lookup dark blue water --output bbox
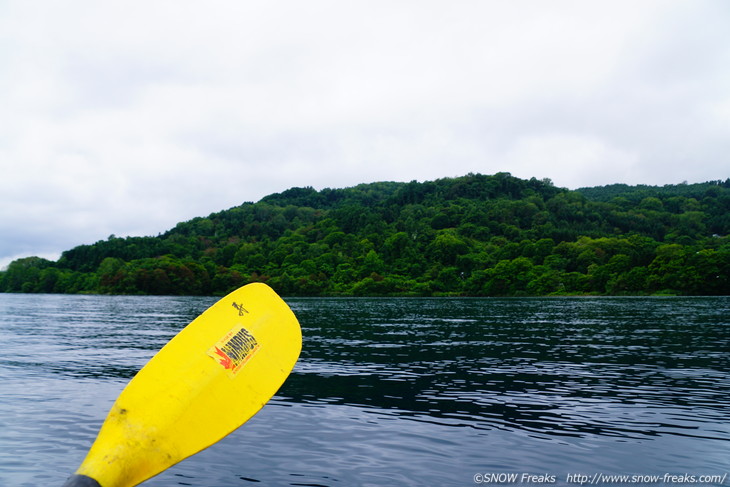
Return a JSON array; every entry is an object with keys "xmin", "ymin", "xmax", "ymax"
[{"xmin": 0, "ymin": 295, "xmax": 728, "ymax": 486}]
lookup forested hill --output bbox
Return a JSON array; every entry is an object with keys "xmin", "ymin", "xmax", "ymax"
[{"xmin": 2, "ymin": 173, "xmax": 729, "ymax": 296}]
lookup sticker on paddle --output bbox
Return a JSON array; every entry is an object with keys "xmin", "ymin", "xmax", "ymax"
[{"xmin": 207, "ymin": 323, "xmax": 261, "ymax": 378}]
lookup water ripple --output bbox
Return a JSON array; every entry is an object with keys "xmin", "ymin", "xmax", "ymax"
[{"xmin": 1, "ymin": 295, "xmax": 729, "ymax": 486}]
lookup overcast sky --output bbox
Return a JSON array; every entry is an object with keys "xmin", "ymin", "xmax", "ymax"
[{"xmin": 2, "ymin": 1, "xmax": 729, "ymax": 269}]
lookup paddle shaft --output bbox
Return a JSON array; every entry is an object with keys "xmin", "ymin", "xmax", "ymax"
[{"xmin": 62, "ymin": 474, "xmax": 102, "ymax": 487}]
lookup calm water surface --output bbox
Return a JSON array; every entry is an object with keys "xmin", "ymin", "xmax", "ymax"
[{"xmin": 0, "ymin": 294, "xmax": 728, "ymax": 486}]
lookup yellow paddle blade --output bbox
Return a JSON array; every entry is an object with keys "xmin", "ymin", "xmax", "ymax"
[{"xmin": 72, "ymin": 283, "xmax": 302, "ymax": 487}]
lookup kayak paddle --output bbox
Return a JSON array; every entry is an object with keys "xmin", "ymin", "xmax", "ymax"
[{"xmin": 62, "ymin": 283, "xmax": 302, "ymax": 487}]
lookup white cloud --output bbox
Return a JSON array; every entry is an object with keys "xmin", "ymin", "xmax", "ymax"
[
  {"xmin": 502, "ymin": 133, "xmax": 641, "ymax": 189},
  {"xmin": 1, "ymin": 0, "xmax": 728, "ymax": 266}
]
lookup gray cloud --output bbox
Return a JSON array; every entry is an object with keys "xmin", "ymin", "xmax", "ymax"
[{"xmin": 1, "ymin": 0, "xmax": 728, "ymax": 268}]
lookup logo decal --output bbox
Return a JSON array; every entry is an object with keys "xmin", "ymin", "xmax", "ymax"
[
  {"xmin": 232, "ymin": 301, "xmax": 249, "ymax": 316},
  {"xmin": 207, "ymin": 324, "xmax": 260, "ymax": 378}
]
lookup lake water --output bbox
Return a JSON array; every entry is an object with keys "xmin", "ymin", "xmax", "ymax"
[{"xmin": 0, "ymin": 294, "xmax": 728, "ymax": 486}]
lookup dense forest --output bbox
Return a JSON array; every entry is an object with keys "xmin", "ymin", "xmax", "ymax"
[{"xmin": 2, "ymin": 173, "xmax": 729, "ymax": 296}]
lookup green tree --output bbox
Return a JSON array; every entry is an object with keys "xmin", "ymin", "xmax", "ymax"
[
  {"xmin": 428, "ymin": 231, "xmax": 469, "ymax": 266},
  {"xmin": 3, "ymin": 173, "xmax": 729, "ymax": 296},
  {"xmin": 1, "ymin": 257, "xmax": 52, "ymax": 292}
]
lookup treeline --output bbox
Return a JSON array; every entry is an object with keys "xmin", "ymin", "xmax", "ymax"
[{"xmin": 2, "ymin": 173, "xmax": 729, "ymax": 296}]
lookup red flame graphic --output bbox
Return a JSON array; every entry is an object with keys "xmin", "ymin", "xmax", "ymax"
[{"xmin": 214, "ymin": 347, "xmax": 234, "ymax": 370}]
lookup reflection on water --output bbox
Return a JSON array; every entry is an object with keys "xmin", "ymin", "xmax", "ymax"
[
  {"xmin": 0, "ymin": 294, "xmax": 728, "ymax": 486},
  {"xmin": 287, "ymin": 297, "xmax": 730, "ymax": 444}
]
